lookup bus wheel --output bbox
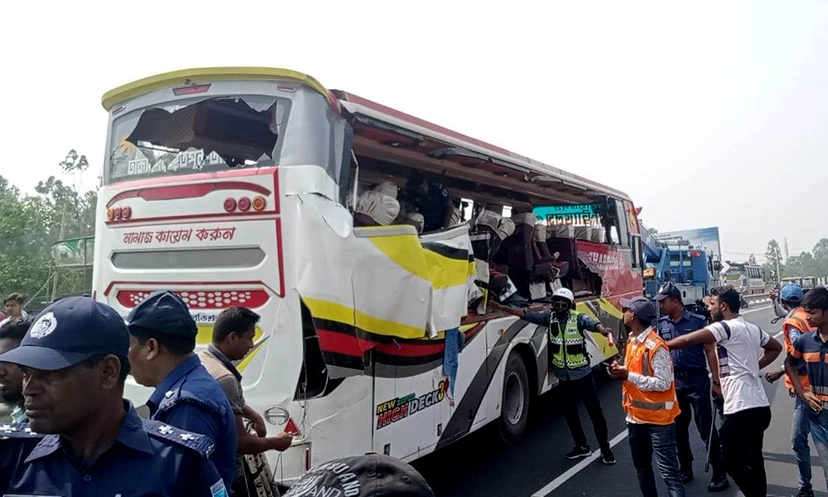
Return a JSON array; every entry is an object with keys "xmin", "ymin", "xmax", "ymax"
[{"xmin": 497, "ymin": 352, "xmax": 530, "ymax": 446}]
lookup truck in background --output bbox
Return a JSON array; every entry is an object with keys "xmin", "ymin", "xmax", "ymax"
[{"xmin": 641, "ymin": 225, "xmax": 722, "ymax": 314}]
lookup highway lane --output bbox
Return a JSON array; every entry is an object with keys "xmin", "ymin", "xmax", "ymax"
[{"xmin": 413, "ymin": 305, "xmax": 823, "ymax": 496}]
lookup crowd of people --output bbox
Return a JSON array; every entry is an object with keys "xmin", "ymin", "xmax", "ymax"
[
  {"xmin": 0, "ymin": 292, "xmax": 436, "ymax": 496},
  {"xmin": 500, "ymin": 280, "xmax": 823, "ymax": 497},
  {"xmin": 1, "ymin": 280, "xmax": 825, "ymax": 496}
]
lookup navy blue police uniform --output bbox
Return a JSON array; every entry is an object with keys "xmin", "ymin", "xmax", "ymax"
[
  {"xmin": 128, "ymin": 291, "xmax": 238, "ymax": 491},
  {"xmin": 655, "ymin": 283, "xmax": 726, "ymax": 475},
  {"xmin": 0, "ymin": 296, "xmax": 229, "ymax": 497},
  {"xmin": 1, "ymin": 405, "xmax": 229, "ymax": 496}
]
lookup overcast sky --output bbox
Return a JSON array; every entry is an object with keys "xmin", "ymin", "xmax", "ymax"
[{"xmin": 2, "ymin": 1, "xmax": 826, "ymax": 262}]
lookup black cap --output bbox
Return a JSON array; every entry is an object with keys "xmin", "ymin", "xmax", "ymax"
[
  {"xmin": 284, "ymin": 454, "xmax": 435, "ymax": 497},
  {"xmin": 620, "ymin": 296, "xmax": 658, "ymax": 323},
  {"xmin": 654, "ymin": 282, "xmax": 682, "ymax": 302},
  {"xmin": 0, "ymin": 296, "xmax": 129, "ymax": 371},
  {"xmin": 126, "ymin": 291, "xmax": 197, "ymax": 338}
]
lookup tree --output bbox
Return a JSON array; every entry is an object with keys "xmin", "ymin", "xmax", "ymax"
[
  {"xmin": 748, "ymin": 253, "xmax": 757, "ymax": 265},
  {"xmin": 812, "ymin": 238, "xmax": 828, "ymax": 277},
  {"xmin": 0, "ymin": 151, "xmax": 97, "ymax": 309},
  {"xmin": 764, "ymin": 239, "xmax": 784, "ymax": 283}
]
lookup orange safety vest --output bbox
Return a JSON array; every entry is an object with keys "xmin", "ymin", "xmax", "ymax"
[
  {"xmin": 784, "ymin": 307, "xmax": 813, "ymax": 391},
  {"xmin": 622, "ymin": 328, "xmax": 681, "ymax": 425}
]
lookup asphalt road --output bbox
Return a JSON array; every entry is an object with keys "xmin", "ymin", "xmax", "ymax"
[{"xmin": 413, "ymin": 305, "xmax": 822, "ymax": 497}]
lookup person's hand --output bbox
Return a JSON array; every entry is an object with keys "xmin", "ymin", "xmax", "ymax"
[
  {"xmin": 765, "ymin": 370, "xmax": 784, "ymax": 384},
  {"xmin": 711, "ymin": 382, "xmax": 723, "ymax": 400},
  {"xmin": 250, "ymin": 411, "xmax": 267, "ymax": 437},
  {"xmin": 488, "ymin": 300, "xmax": 507, "ymax": 312},
  {"xmin": 770, "ymin": 288, "xmax": 779, "ymax": 302},
  {"xmin": 270, "ymin": 431, "xmax": 294, "ymax": 451},
  {"xmin": 607, "ymin": 360, "xmax": 628, "ymax": 381},
  {"xmin": 801, "ymin": 391, "xmax": 823, "ymax": 411}
]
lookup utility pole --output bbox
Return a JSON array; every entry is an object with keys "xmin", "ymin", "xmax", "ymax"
[
  {"xmin": 776, "ymin": 253, "xmax": 781, "ymax": 284},
  {"xmin": 49, "ymin": 210, "xmax": 67, "ymax": 302},
  {"xmin": 50, "ymin": 150, "xmax": 89, "ymax": 302},
  {"xmin": 784, "ymin": 237, "xmax": 790, "ymax": 261}
]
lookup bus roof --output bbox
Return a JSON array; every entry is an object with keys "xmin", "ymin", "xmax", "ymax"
[
  {"xmin": 102, "ymin": 67, "xmax": 632, "ymax": 203},
  {"xmin": 335, "ymin": 91, "xmax": 632, "ymax": 202},
  {"xmin": 101, "ymin": 67, "xmax": 329, "ymax": 111}
]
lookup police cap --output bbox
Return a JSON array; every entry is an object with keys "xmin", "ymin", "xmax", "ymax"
[
  {"xmin": 654, "ymin": 282, "xmax": 682, "ymax": 302},
  {"xmin": 0, "ymin": 297, "xmax": 129, "ymax": 372},
  {"xmin": 126, "ymin": 291, "xmax": 198, "ymax": 339}
]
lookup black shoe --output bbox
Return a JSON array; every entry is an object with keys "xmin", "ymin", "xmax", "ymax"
[
  {"xmin": 680, "ymin": 466, "xmax": 694, "ymax": 484},
  {"xmin": 564, "ymin": 446, "xmax": 591, "ymax": 459},
  {"xmin": 600, "ymin": 449, "xmax": 616, "ymax": 465},
  {"xmin": 796, "ymin": 489, "xmax": 815, "ymax": 497},
  {"xmin": 707, "ymin": 474, "xmax": 729, "ymax": 492}
]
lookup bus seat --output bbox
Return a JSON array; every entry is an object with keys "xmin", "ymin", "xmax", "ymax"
[
  {"xmin": 355, "ymin": 190, "xmax": 400, "ymax": 226},
  {"xmin": 474, "ymin": 209, "xmax": 514, "ymax": 262}
]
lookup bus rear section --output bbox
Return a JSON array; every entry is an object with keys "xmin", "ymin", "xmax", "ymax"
[{"xmin": 93, "ymin": 72, "xmax": 350, "ymax": 479}]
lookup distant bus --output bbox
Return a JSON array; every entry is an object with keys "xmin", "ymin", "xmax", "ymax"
[
  {"xmin": 723, "ymin": 263, "xmax": 767, "ymax": 295},
  {"xmin": 780, "ymin": 276, "xmax": 822, "ymax": 292}
]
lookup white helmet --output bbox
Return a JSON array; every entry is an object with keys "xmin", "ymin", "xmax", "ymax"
[{"xmin": 552, "ymin": 288, "xmax": 574, "ymax": 304}]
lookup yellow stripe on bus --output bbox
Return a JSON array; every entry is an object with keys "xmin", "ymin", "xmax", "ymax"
[
  {"xmin": 367, "ymin": 235, "xmax": 431, "ymax": 282},
  {"xmin": 422, "ymin": 249, "xmax": 470, "ymax": 289},
  {"xmin": 303, "ymin": 297, "xmax": 426, "ymax": 340},
  {"xmin": 102, "ymin": 67, "xmax": 330, "ymax": 111},
  {"xmin": 368, "ymin": 235, "xmax": 471, "ymax": 290}
]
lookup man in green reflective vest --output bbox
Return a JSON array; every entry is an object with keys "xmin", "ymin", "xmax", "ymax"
[{"xmin": 491, "ymin": 288, "xmax": 615, "ymax": 464}]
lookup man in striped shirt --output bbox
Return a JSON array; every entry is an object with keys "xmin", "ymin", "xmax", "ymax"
[{"xmin": 786, "ymin": 286, "xmax": 828, "ymax": 495}]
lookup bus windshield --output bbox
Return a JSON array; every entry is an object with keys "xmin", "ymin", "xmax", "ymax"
[{"xmin": 107, "ymin": 95, "xmax": 290, "ymax": 184}]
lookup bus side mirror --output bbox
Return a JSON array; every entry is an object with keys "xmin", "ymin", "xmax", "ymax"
[{"xmin": 713, "ymin": 261, "xmax": 722, "ymax": 271}]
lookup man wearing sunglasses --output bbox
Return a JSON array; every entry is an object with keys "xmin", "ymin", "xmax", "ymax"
[{"xmin": 490, "ymin": 287, "xmax": 615, "ymax": 464}]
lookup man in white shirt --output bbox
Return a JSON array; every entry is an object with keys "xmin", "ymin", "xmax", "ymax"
[
  {"xmin": 666, "ymin": 286, "xmax": 782, "ymax": 497},
  {"xmin": 0, "ymin": 294, "xmax": 27, "ymax": 329},
  {"xmin": 608, "ymin": 296, "xmax": 684, "ymax": 497}
]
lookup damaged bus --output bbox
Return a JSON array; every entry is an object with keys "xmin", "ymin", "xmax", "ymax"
[{"xmin": 93, "ymin": 67, "xmax": 644, "ymax": 486}]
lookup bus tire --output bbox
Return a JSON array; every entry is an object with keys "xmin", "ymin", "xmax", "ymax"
[{"xmin": 497, "ymin": 352, "xmax": 530, "ymax": 446}]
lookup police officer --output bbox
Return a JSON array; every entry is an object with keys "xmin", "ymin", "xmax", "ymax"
[
  {"xmin": 491, "ymin": 287, "xmax": 615, "ymax": 464},
  {"xmin": 127, "ymin": 290, "xmax": 238, "ymax": 491},
  {"xmin": 0, "ymin": 296, "xmax": 228, "ymax": 496},
  {"xmin": 655, "ymin": 282, "xmax": 729, "ymax": 491}
]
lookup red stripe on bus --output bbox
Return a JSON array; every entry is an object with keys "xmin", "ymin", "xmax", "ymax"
[
  {"xmin": 376, "ymin": 341, "xmax": 445, "ymax": 357},
  {"xmin": 103, "ymin": 280, "xmax": 273, "ymax": 297},
  {"xmin": 106, "ymin": 167, "xmax": 271, "ymax": 189},
  {"xmin": 106, "ymin": 181, "xmax": 272, "ymax": 208},
  {"xmin": 275, "ymin": 217, "xmax": 286, "ymax": 298},
  {"xmin": 317, "ymin": 329, "xmax": 370, "ymax": 357}
]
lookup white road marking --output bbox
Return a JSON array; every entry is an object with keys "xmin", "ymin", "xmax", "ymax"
[
  {"xmin": 531, "ymin": 430, "xmax": 629, "ymax": 497},
  {"xmin": 531, "ymin": 305, "xmax": 776, "ymax": 496}
]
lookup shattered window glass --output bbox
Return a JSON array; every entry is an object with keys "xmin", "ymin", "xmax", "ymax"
[{"xmin": 107, "ymin": 96, "xmax": 290, "ymax": 184}]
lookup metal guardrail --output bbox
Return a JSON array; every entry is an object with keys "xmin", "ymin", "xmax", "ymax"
[{"xmin": 743, "ymin": 293, "xmax": 771, "ymax": 304}]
